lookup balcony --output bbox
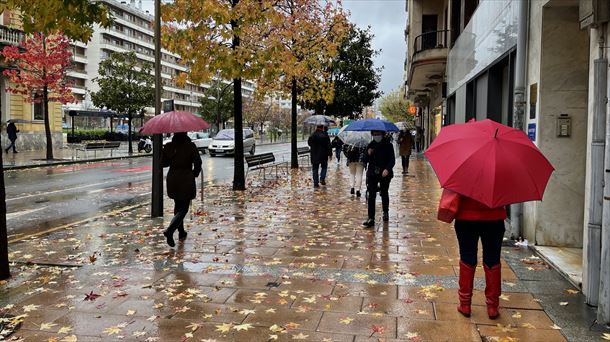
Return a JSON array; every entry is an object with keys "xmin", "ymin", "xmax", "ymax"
[
  {"xmin": 407, "ymin": 30, "xmax": 449, "ymax": 99},
  {"xmin": 0, "ymin": 25, "xmax": 24, "ymax": 46}
]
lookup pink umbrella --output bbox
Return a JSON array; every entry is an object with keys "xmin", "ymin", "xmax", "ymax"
[{"xmin": 140, "ymin": 111, "xmax": 210, "ymax": 134}]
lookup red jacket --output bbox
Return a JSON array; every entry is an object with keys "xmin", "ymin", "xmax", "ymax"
[{"xmin": 438, "ymin": 189, "xmax": 506, "ymax": 222}]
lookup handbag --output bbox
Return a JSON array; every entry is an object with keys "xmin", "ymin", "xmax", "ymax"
[{"xmin": 437, "ymin": 188, "xmax": 461, "ymax": 223}]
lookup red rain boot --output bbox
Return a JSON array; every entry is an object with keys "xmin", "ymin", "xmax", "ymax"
[
  {"xmin": 484, "ymin": 263, "xmax": 502, "ymax": 319},
  {"xmin": 457, "ymin": 261, "xmax": 476, "ymax": 317}
]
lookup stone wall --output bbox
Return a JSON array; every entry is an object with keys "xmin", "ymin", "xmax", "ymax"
[{"xmin": 0, "ymin": 132, "xmax": 64, "ymax": 151}]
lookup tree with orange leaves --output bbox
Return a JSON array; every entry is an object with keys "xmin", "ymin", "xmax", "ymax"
[{"xmin": 1, "ymin": 33, "xmax": 74, "ymax": 160}]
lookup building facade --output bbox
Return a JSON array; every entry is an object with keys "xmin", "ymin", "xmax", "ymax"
[
  {"xmin": 405, "ymin": 0, "xmax": 610, "ymax": 324},
  {"xmin": 0, "ymin": 11, "xmax": 65, "ymax": 151}
]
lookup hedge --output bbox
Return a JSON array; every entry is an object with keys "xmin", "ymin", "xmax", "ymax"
[{"xmin": 64, "ymin": 129, "xmax": 142, "ymax": 142}]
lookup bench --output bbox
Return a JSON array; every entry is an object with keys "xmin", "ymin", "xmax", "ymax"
[
  {"xmin": 77, "ymin": 142, "xmax": 121, "ymax": 158},
  {"xmin": 297, "ymin": 146, "xmax": 311, "ymax": 166},
  {"xmin": 245, "ymin": 152, "xmax": 287, "ymax": 179}
]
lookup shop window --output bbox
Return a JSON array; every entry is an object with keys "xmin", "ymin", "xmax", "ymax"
[{"xmin": 33, "ymin": 94, "xmax": 44, "ymax": 121}]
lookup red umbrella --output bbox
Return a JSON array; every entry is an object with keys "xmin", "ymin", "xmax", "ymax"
[
  {"xmin": 140, "ymin": 111, "xmax": 210, "ymax": 134},
  {"xmin": 424, "ymin": 119, "xmax": 554, "ymax": 208}
]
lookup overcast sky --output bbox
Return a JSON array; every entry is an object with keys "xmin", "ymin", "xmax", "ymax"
[{"xmin": 141, "ymin": 0, "xmax": 406, "ymax": 95}]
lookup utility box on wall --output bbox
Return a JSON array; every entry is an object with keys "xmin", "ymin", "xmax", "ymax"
[
  {"xmin": 580, "ymin": 0, "xmax": 610, "ymax": 29},
  {"xmin": 557, "ymin": 114, "xmax": 571, "ymax": 138}
]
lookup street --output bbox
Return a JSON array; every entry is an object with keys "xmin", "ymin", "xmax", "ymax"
[{"xmin": 5, "ymin": 142, "xmax": 303, "ymax": 240}]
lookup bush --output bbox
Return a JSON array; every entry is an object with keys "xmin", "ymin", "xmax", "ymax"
[{"xmin": 66, "ymin": 129, "xmax": 141, "ymax": 142}]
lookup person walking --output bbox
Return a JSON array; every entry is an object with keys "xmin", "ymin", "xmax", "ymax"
[
  {"xmin": 397, "ymin": 129, "xmax": 414, "ymax": 174},
  {"xmin": 161, "ymin": 132, "xmax": 202, "ymax": 247},
  {"xmin": 308, "ymin": 125, "xmax": 332, "ymax": 188},
  {"xmin": 437, "ymin": 189, "xmax": 506, "ymax": 319},
  {"xmin": 331, "ymin": 136, "xmax": 344, "ymax": 163},
  {"xmin": 5, "ymin": 121, "xmax": 19, "ymax": 153},
  {"xmin": 363, "ymin": 131, "xmax": 395, "ymax": 227},
  {"xmin": 343, "ymin": 144, "xmax": 366, "ymax": 197}
]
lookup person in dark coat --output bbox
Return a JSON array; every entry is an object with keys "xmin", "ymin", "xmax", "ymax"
[
  {"xmin": 331, "ymin": 136, "xmax": 344, "ymax": 163},
  {"xmin": 161, "ymin": 132, "xmax": 202, "ymax": 247},
  {"xmin": 5, "ymin": 121, "xmax": 19, "ymax": 153},
  {"xmin": 397, "ymin": 129, "xmax": 414, "ymax": 174},
  {"xmin": 363, "ymin": 130, "xmax": 395, "ymax": 227},
  {"xmin": 307, "ymin": 125, "xmax": 332, "ymax": 188}
]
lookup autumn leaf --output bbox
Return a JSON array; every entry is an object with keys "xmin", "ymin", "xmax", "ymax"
[
  {"xmin": 22, "ymin": 304, "xmax": 40, "ymax": 312},
  {"xmin": 292, "ymin": 333, "xmax": 309, "ymax": 340},
  {"xmin": 103, "ymin": 326, "xmax": 122, "ymax": 335},
  {"xmin": 601, "ymin": 333, "xmax": 610, "ymax": 340},
  {"xmin": 60, "ymin": 336, "xmax": 78, "ymax": 342},
  {"xmin": 40, "ymin": 322, "xmax": 57, "ymax": 331},
  {"xmin": 495, "ymin": 324, "xmax": 517, "ymax": 333},
  {"xmin": 89, "ymin": 253, "xmax": 97, "ymax": 263},
  {"xmin": 215, "ymin": 323, "xmax": 232, "ymax": 333},
  {"xmin": 339, "ymin": 317, "xmax": 354, "ymax": 324},
  {"xmin": 232, "ymin": 323, "xmax": 253, "ymax": 331},
  {"xmin": 370, "ymin": 324, "xmax": 385, "ymax": 336},
  {"xmin": 57, "ymin": 326, "xmax": 73, "ymax": 334},
  {"xmin": 405, "ymin": 331, "xmax": 421, "ymax": 341},
  {"xmin": 84, "ymin": 291, "xmax": 101, "ymax": 301}
]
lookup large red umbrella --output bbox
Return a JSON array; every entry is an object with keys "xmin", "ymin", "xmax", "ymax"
[
  {"xmin": 424, "ymin": 119, "xmax": 554, "ymax": 208},
  {"xmin": 140, "ymin": 111, "xmax": 210, "ymax": 134}
]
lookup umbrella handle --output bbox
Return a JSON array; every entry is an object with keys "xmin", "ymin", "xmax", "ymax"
[{"xmin": 494, "ymin": 128, "xmax": 499, "ymax": 138}]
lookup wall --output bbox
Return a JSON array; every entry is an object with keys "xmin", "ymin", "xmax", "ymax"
[{"xmin": 524, "ymin": 4, "xmax": 588, "ymax": 246}]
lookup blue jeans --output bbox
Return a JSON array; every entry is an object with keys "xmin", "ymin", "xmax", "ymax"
[{"xmin": 312, "ymin": 161, "xmax": 328, "ymax": 185}]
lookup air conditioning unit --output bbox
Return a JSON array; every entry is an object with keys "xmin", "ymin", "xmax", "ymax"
[{"xmin": 580, "ymin": 0, "xmax": 610, "ymax": 29}]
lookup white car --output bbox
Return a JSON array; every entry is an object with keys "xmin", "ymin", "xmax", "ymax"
[
  {"xmin": 162, "ymin": 131, "xmax": 213, "ymax": 153},
  {"xmin": 209, "ymin": 129, "xmax": 256, "ymax": 157}
]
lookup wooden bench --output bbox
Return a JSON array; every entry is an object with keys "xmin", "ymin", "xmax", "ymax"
[
  {"xmin": 245, "ymin": 152, "xmax": 287, "ymax": 179},
  {"xmin": 77, "ymin": 142, "xmax": 121, "ymax": 158}
]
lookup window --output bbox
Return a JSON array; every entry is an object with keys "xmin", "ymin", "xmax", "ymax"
[{"xmin": 33, "ymin": 94, "xmax": 43, "ymax": 121}]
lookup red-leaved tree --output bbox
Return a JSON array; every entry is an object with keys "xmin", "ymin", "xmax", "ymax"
[{"xmin": 1, "ymin": 32, "xmax": 74, "ymax": 160}]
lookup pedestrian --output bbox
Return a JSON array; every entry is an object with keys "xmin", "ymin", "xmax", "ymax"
[
  {"xmin": 308, "ymin": 125, "xmax": 332, "ymax": 188},
  {"xmin": 362, "ymin": 130, "xmax": 395, "ymax": 227},
  {"xmin": 331, "ymin": 136, "xmax": 344, "ymax": 163},
  {"xmin": 397, "ymin": 129, "xmax": 414, "ymax": 174},
  {"xmin": 437, "ymin": 189, "xmax": 506, "ymax": 320},
  {"xmin": 343, "ymin": 143, "xmax": 366, "ymax": 197},
  {"xmin": 5, "ymin": 121, "xmax": 19, "ymax": 153},
  {"xmin": 161, "ymin": 132, "xmax": 202, "ymax": 247}
]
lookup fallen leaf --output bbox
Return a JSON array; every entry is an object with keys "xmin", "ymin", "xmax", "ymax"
[
  {"xmin": 40, "ymin": 322, "xmax": 58, "ymax": 331},
  {"xmin": 559, "ymin": 302, "xmax": 568, "ymax": 306},
  {"xmin": 84, "ymin": 291, "xmax": 101, "ymax": 301},
  {"xmin": 215, "ymin": 323, "xmax": 232, "ymax": 333},
  {"xmin": 232, "ymin": 323, "xmax": 253, "ymax": 331},
  {"xmin": 601, "ymin": 333, "xmax": 610, "ymax": 340},
  {"xmin": 339, "ymin": 317, "xmax": 354, "ymax": 324}
]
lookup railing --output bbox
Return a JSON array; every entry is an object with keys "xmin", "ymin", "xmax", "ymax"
[
  {"xmin": 0, "ymin": 25, "xmax": 24, "ymax": 46},
  {"xmin": 413, "ymin": 30, "xmax": 450, "ymax": 55}
]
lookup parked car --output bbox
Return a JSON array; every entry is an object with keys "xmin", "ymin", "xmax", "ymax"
[
  {"xmin": 209, "ymin": 129, "xmax": 256, "ymax": 157},
  {"xmin": 163, "ymin": 131, "xmax": 213, "ymax": 153}
]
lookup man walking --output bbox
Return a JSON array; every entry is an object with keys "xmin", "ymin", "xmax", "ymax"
[
  {"xmin": 5, "ymin": 121, "xmax": 19, "ymax": 153},
  {"xmin": 308, "ymin": 125, "xmax": 331, "ymax": 188},
  {"xmin": 397, "ymin": 129, "xmax": 414, "ymax": 174},
  {"xmin": 363, "ymin": 130, "xmax": 395, "ymax": 227}
]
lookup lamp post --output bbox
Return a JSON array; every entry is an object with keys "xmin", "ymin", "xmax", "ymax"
[{"xmin": 151, "ymin": 0, "xmax": 163, "ymax": 217}]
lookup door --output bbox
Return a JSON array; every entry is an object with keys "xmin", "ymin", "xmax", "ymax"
[{"xmin": 421, "ymin": 15, "xmax": 438, "ymax": 50}]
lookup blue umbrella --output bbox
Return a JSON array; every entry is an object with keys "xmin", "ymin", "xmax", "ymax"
[{"xmin": 344, "ymin": 118, "xmax": 400, "ymax": 132}]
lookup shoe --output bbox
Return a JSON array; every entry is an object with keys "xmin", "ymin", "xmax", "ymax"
[
  {"xmin": 356, "ymin": 191, "xmax": 361, "ymax": 198},
  {"xmin": 320, "ymin": 180, "xmax": 326, "ymax": 185},
  {"xmin": 163, "ymin": 229, "xmax": 176, "ymax": 247},
  {"xmin": 13, "ymin": 151, "xmax": 18, "ymax": 153},
  {"xmin": 178, "ymin": 230, "xmax": 187, "ymax": 241},
  {"xmin": 350, "ymin": 188, "xmax": 355, "ymax": 195},
  {"xmin": 383, "ymin": 212, "xmax": 389, "ymax": 222},
  {"xmin": 457, "ymin": 261, "xmax": 476, "ymax": 317},
  {"xmin": 314, "ymin": 184, "xmax": 320, "ymax": 189},
  {"xmin": 362, "ymin": 218, "xmax": 375, "ymax": 228},
  {"xmin": 484, "ymin": 263, "xmax": 502, "ymax": 319}
]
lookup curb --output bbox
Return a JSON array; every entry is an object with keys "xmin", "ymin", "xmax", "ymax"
[{"xmin": 3, "ymin": 152, "xmax": 152, "ymax": 171}]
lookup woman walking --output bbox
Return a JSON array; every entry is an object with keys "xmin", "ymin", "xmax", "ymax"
[
  {"xmin": 343, "ymin": 144, "xmax": 366, "ymax": 197},
  {"xmin": 438, "ymin": 189, "xmax": 506, "ymax": 319},
  {"xmin": 332, "ymin": 136, "xmax": 344, "ymax": 163},
  {"xmin": 397, "ymin": 129, "xmax": 413, "ymax": 174},
  {"xmin": 162, "ymin": 132, "xmax": 202, "ymax": 247}
]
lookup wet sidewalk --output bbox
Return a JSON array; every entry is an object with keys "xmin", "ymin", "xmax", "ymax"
[{"xmin": 0, "ymin": 158, "xmax": 605, "ymax": 341}]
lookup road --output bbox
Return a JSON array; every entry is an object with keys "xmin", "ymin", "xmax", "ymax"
[{"xmin": 5, "ymin": 142, "xmax": 303, "ymax": 240}]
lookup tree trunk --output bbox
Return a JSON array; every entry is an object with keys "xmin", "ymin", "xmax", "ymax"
[
  {"xmin": 43, "ymin": 86, "xmax": 53, "ymax": 160},
  {"xmin": 0, "ymin": 83, "xmax": 10, "ymax": 280},
  {"xmin": 291, "ymin": 77, "xmax": 298, "ymax": 169},
  {"xmin": 231, "ymin": 0, "xmax": 246, "ymax": 191},
  {"xmin": 127, "ymin": 111, "xmax": 133, "ymax": 154}
]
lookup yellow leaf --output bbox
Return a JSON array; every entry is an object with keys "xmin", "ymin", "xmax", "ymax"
[
  {"xmin": 405, "ymin": 331, "xmax": 419, "ymax": 339},
  {"xmin": 60, "ymin": 336, "xmax": 78, "ymax": 342},
  {"xmin": 126, "ymin": 309, "xmax": 136, "ymax": 315},
  {"xmin": 215, "ymin": 323, "xmax": 232, "ymax": 333},
  {"xmin": 104, "ymin": 326, "xmax": 122, "ymax": 335},
  {"xmin": 232, "ymin": 323, "xmax": 253, "ymax": 331},
  {"xmin": 292, "ymin": 333, "xmax": 309, "ymax": 340},
  {"xmin": 57, "ymin": 326, "xmax": 73, "ymax": 334},
  {"xmin": 511, "ymin": 312, "xmax": 522, "ymax": 319},
  {"xmin": 339, "ymin": 317, "xmax": 354, "ymax": 324},
  {"xmin": 601, "ymin": 333, "xmax": 610, "ymax": 340},
  {"xmin": 40, "ymin": 322, "xmax": 57, "ymax": 331}
]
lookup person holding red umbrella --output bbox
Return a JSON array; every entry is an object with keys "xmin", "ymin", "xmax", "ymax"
[{"xmin": 426, "ymin": 119, "xmax": 554, "ymax": 320}]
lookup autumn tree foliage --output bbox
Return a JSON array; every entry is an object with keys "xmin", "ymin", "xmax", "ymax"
[
  {"xmin": 1, "ymin": 33, "xmax": 74, "ymax": 160},
  {"xmin": 261, "ymin": 0, "xmax": 349, "ymax": 168},
  {"xmin": 162, "ymin": 0, "xmax": 283, "ymax": 191}
]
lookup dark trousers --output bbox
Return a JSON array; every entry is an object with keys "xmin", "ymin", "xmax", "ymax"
[
  {"xmin": 335, "ymin": 148, "xmax": 341, "ymax": 162},
  {"xmin": 312, "ymin": 160, "xmax": 328, "ymax": 185},
  {"xmin": 6, "ymin": 139, "xmax": 16, "ymax": 152},
  {"xmin": 168, "ymin": 199, "xmax": 190, "ymax": 233},
  {"xmin": 401, "ymin": 155, "xmax": 410, "ymax": 173},
  {"xmin": 455, "ymin": 220, "xmax": 505, "ymax": 268},
  {"xmin": 367, "ymin": 175, "xmax": 391, "ymax": 219}
]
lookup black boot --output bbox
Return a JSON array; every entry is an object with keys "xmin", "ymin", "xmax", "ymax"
[
  {"xmin": 163, "ymin": 229, "xmax": 175, "ymax": 247},
  {"xmin": 356, "ymin": 191, "xmax": 361, "ymax": 198},
  {"xmin": 350, "ymin": 188, "xmax": 355, "ymax": 195},
  {"xmin": 362, "ymin": 218, "xmax": 375, "ymax": 228},
  {"xmin": 178, "ymin": 227, "xmax": 188, "ymax": 241},
  {"xmin": 383, "ymin": 212, "xmax": 389, "ymax": 222}
]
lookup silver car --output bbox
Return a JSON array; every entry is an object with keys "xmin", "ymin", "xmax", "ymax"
[{"xmin": 209, "ymin": 129, "xmax": 256, "ymax": 156}]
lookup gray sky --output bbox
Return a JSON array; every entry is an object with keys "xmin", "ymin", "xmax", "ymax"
[{"xmin": 141, "ymin": 0, "xmax": 406, "ymax": 95}]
